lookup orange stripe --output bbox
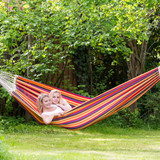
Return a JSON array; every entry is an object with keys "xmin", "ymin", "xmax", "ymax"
[
  {"xmin": 17, "ymin": 76, "xmax": 90, "ymax": 101},
  {"xmin": 11, "ymin": 93, "xmax": 44, "ymax": 124},
  {"xmin": 16, "ymin": 80, "xmax": 81, "ymax": 106}
]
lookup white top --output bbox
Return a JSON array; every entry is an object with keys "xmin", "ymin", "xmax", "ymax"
[
  {"xmin": 158, "ymin": 66, "xmax": 160, "ymax": 77},
  {"xmin": 42, "ymin": 105, "xmax": 63, "ymax": 116}
]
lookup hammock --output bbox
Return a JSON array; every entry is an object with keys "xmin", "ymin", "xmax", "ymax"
[{"xmin": 0, "ymin": 67, "xmax": 160, "ymax": 130}]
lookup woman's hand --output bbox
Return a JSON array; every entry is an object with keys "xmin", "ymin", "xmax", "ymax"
[{"xmin": 56, "ymin": 103, "xmax": 63, "ymax": 108}]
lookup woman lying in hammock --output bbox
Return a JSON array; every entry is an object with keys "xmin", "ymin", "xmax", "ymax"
[
  {"xmin": 37, "ymin": 93, "xmax": 65, "ymax": 124},
  {"xmin": 49, "ymin": 89, "xmax": 72, "ymax": 111}
]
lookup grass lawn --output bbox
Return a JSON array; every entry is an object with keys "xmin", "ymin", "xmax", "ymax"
[{"xmin": 2, "ymin": 123, "xmax": 160, "ymax": 160}]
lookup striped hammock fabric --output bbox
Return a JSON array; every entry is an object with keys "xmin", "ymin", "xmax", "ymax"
[{"xmin": 0, "ymin": 67, "xmax": 160, "ymax": 130}]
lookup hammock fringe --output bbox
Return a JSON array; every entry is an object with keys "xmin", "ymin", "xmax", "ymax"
[{"xmin": 0, "ymin": 71, "xmax": 16, "ymax": 94}]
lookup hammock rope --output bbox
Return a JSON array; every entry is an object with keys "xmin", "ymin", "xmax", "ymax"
[
  {"xmin": 0, "ymin": 71, "xmax": 17, "ymax": 94},
  {"xmin": 0, "ymin": 67, "xmax": 160, "ymax": 130}
]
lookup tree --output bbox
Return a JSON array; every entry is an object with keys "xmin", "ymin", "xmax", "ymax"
[
  {"xmin": 0, "ymin": 0, "xmax": 74, "ymax": 117},
  {"xmin": 60, "ymin": 0, "xmax": 160, "ymax": 110}
]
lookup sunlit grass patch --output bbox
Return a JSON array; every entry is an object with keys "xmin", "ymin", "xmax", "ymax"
[
  {"xmin": 9, "ymin": 149, "xmax": 160, "ymax": 160},
  {"xmin": 2, "ymin": 123, "xmax": 160, "ymax": 160}
]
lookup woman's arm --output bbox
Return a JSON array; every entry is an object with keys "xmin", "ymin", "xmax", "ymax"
[
  {"xmin": 57, "ymin": 99, "xmax": 72, "ymax": 111},
  {"xmin": 41, "ymin": 112, "xmax": 60, "ymax": 125}
]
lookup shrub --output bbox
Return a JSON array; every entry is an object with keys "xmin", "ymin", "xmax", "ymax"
[{"xmin": 138, "ymin": 83, "xmax": 160, "ymax": 129}]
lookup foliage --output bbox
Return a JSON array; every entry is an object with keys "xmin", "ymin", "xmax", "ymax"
[
  {"xmin": 62, "ymin": 0, "xmax": 160, "ymax": 53},
  {"xmin": 1, "ymin": 0, "xmax": 159, "ymax": 88},
  {"xmin": 59, "ymin": 0, "xmax": 160, "ymax": 95},
  {"xmin": 0, "ymin": 0, "xmax": 74, "ymax": 86},
  {"xmin": 71, "ymin": 85, "xmax": 93, "ymax": 98},
  {"xmin": 72, "ymin": 46, "xmax": 128, "ymax": 95},
  {"xmin": 0, "ymin": 116, "xmax": 26, "ymax": 131},
  {"xmin": 0, "ymin": 87, "xmax": 25, "ymax": 117},
  {"xmin": 138, "ymin": 83, "xmax": 160, "ymax": 129},
  {"xmin": 112, "ymin": 108, "xmax": 144, "ymax": 128},
  {"xmin": 0, "ymin": 87, "xmax": 13, "ymax": 116},
  {"xmin": 146, "ymin": 12, "xmax": 160, "ymax": 70}
]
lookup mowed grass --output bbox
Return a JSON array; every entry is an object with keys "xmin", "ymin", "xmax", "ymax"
[{"xmin": 2, "ymin": 123, "xmax": 160, "ymax": 160}]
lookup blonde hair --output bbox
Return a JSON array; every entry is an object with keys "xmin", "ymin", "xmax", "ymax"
[
  {"xmin": 37, "ymin": 93, "xmax": 49, "ymax": 114},
  {"xmin": 49, "ymin": 89, "xmax": 63, "ymax": 104}
]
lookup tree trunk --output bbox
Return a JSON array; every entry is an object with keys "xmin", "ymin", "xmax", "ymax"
[
  {"xmin": 126, "ymin": 40, "xmax": 147, "ymax": 111},
  {"xmin": 25, "ymin": 34, "xmax": 32, "ymax": 122},
  {"xmin": 88, "ymin": 47, "xmax": 93, "ymax": 95}
]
